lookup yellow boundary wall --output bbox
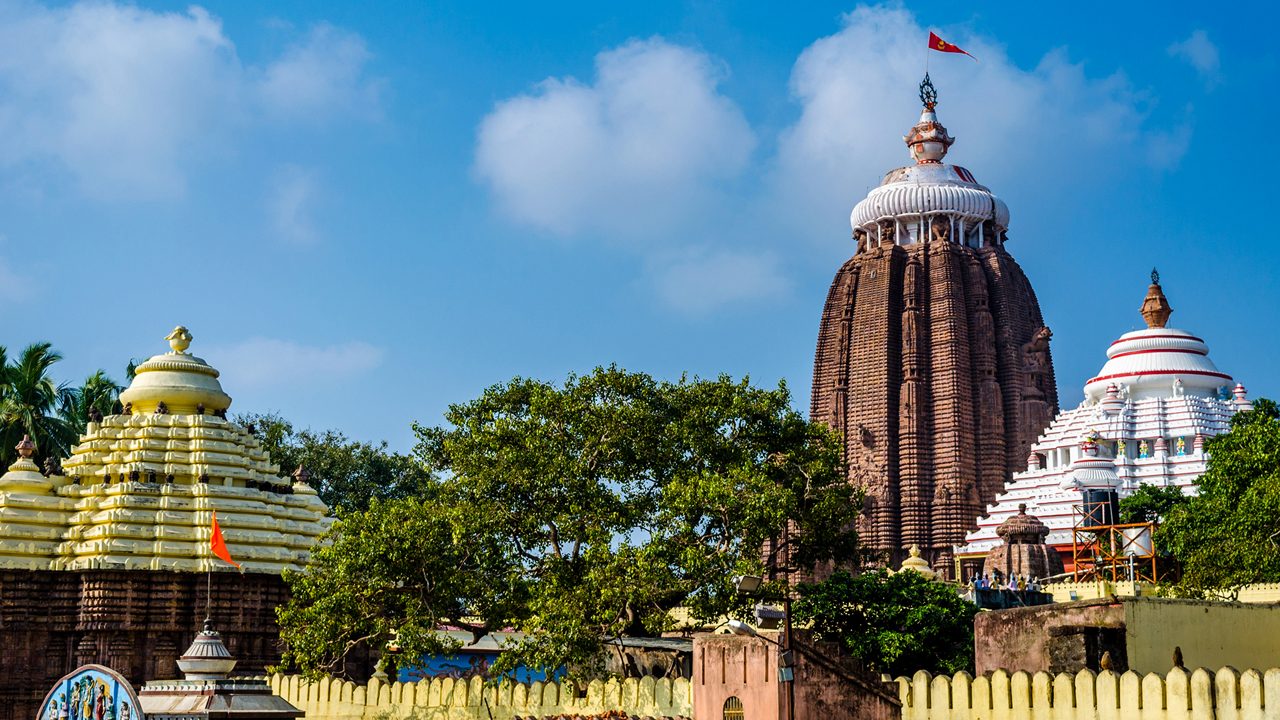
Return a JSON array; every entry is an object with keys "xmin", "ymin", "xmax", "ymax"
[
  {"xmin": 894, "ymin": 667, "xmax": 1280, "ymax": 720},
  {"xmin": 1042, "ymin": 581, "xmax": 1280, "ymax": 604},
  {"xmin": 264, "ymin": 673, "xmax": 692, "ymax": 720}
]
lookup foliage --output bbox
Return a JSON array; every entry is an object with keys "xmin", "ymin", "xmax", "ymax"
[
  {"xmin": 58, "ymin": 370, "xmax": 124, "ymax": 435},
  {"xmin": 238, "ymin": 412, "xmax": 432, "ymax": 514},
  {"xmin": 793, "ymin": 569, "xmax": 978, "ymax": 677},
  {"xmin": 0, "ymin": 343, "xmax": 80, "ymax": 466},
  {"xmin": 277, "ymin": 496, "xmax": 525, "ymax": 678},
  {"xmin": 1158, "ymin": 398, "xmax": 1280, "ymax": 596},
  {"xmin": 277, "ymin": 367, "xmax": 862, "ymax": 679},
  {"xmin": 1118, "ymin": 484, "xmax": 1189, "ymax": 525}
]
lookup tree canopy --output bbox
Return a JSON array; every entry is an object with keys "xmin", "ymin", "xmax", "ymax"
[
  {"xmin": 276, "ymin": 367, "xmax": 862, "ymax": 679},
  {"xmin": 1158, "ymin": 398, "xmax": 1280, "ymax": 596},
  {"xmin": 239, "ymin": 412, "xmax": 432, "ymax": 514},
  {"xmin": 793, "ymin": 569, "xmax": 977, "ymax": 677}
]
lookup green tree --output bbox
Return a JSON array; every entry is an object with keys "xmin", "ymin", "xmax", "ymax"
[
  {"xmin": 58, "ymin": 370, "xmax": 124, "ymax": 435},
  {"xmin": 238, "ymin": 412, "xmax": 432, "ymax": 514},
  {"xmin": 793, "ymin": 569, "xmax": 978, "ymax": 677},
  {"xmin": 1119, "ymin": 484, "xmax": 1189, "ymax": 524},
  {"xmin": 276, "ymin": 367, "xmax": 862, "ymax": 679},
  {"xmin": 277, "ymin": 496, "xmax": 524, "ymax": 678},
  {"xmin": 0, "ymin": 343, "xmax": 78, "ymax": 466},
  {"xmin": 1158, "ymin": 398, "xmax": 1280, "ymax": 596}
]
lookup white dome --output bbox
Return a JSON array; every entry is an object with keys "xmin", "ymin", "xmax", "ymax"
[
  {"xmin": 850, "ymin": 163, "xmax": 1009, "ymax": 232},
  {"xmin": 1083, "ymin": 327, "xmax": 1232, "ymax": 402}
]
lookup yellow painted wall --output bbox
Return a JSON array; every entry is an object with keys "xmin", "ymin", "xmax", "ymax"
[
  {"xmin": 263, "ymin": 673, "xmax": 692, "ymax": 720},
  {"xmin": 1124, "ymin": 598, "xmax": 1280, "ymax": 674},
  {"xmin": 895, "ymin": 667, "xmax": 1280, "ymax": 720},
  {"xmin": 1043, "ymin": 580, "xmax": 1280, "ymax": 604}
]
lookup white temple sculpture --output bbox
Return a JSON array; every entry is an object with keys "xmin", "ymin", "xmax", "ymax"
[{"xmin": 957, "ymin": 273, "xmax": 1252, "ymax": 568}]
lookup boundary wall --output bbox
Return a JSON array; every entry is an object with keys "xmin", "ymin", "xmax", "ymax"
[
  {"xmin": 1043, "ymin": 581, "xmax": 1280, "ymax": 604},
  {"xmin": 894, "ymin": 667, "xmax": 1280, "ymax": 720},
  {"xmin": 264, "ymin": 673, "xmax": 692, "ymax": 720}
]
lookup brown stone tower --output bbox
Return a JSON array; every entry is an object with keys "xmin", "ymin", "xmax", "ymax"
[{"xmin": 810, "ymin": 76, "xmax": 1058, "ymax": 575}]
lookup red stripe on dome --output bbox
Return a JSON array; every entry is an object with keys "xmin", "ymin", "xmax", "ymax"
[
  {"xmin": 1109, "ymin": 348, "xmax": 1208, "ymax": 360},
  {"xmin": 1086, "ymin": 369, "xmax": 1232, "ymax": 385},
  {"xmin": 1110, "ymin": 333, "xmax": 1204, "ymax": 346}
]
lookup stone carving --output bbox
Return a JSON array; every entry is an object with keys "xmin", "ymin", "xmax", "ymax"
[
  {"xmin": 929, "ymin": 216, "xmax": 951, "ymax": 243},
  {"xmin": 41, "ymin": 456, "xmax": 62, "ymax": 477},
  {"xmin": 88, "ymin": 407, "xmax": 103, "ymax": 424},
  {"xmin": 155, "ymin": 401, "xmax": 169, "ymax": 415},
  {"xmin": 811, "ymin": 238, "xmax": 1058, "ymax": 577}
]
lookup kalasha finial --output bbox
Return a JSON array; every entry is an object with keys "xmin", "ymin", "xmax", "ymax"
[
  {"xmin": 919, "ymin": 72, "xmax": 938, "ymax": 109},
  {"xmin": 292, "ymin": 464, "xmax": 311, "ymax": 485},
  {"xmin": 1140, "ymin": 270, "xmax": 1173, "ymax": 329},
  {"xmin": 165, "ymin": 325, "xmax": 193, "ymax": 354},
  {"xmin": 15, "ymin": 435, "xmax": 34, "ymax": 459}
]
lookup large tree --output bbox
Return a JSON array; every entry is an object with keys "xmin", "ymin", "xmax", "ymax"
[
  {"xmin": 276, "ymin": 367, "xmax": 862, "ymax": 679},
  {"xmin": 239, "ymin": 412, "xmax": 432, "ymax": 514},
  {"xmin": 1158, "ymin": 399, "xmax": 1280, "ymax": 596},
  {"xmin": 793, "ymin": 569, "xmax": 978, "ymax": 677},
  {"xmin": 0, "ymin": 343, "xmax": 78, "ymax": 466}
]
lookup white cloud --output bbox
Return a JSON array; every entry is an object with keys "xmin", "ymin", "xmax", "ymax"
[
  {"xmin": 269, "ymin": 165, "xmax": 320, "ymax": 245},
  {"xmin": 769, "ymin": 5, "xmax": 1191, "ymax": 244},
  {"xmin": 649, "ymin": 248, "xmax": 788, "ymax": 315},
  {"xmin": 1168, "ymin": 30, "xmax": 1220, "ymax": 86},
  {"xmin": 0, "ymin": 2, "xmax": 381, "ymax": 200},
  {"xmin": 474, "ymin": 38, "xmax": 755, "ymax": 239},
  {"xmin": 257, "ymin": 24, "xmax": 382, "ymax": 122},
  {"xmin": 206, "ymin": 338, "xmax": 385, "ymax": 390}
]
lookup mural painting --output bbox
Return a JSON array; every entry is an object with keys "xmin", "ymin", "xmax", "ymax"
[{"xmin": 37, "ymin": 666, "xmax": 142, "ymax": 720}]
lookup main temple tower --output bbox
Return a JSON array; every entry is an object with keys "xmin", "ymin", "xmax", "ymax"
[{"xmin": 810, "ymin": 77, "xmax": 1058, "ymax": 574}]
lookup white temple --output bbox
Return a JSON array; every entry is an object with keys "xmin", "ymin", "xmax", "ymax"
[{"xmin": 957, "ymin": 274, "xmax": 1253, "ymax": 565}]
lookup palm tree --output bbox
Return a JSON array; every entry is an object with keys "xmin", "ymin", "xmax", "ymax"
[
  {"xmin": 59, "ymin": 369, "xmax": 124, "ymax": 435},
  {"xmin": 0, "ymin": 343, "xmax": 78, "ymax": 467}
]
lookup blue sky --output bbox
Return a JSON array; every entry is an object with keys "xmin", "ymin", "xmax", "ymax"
[{"xmin": 2, "ymin": 0, "xmax": 1275, "ymax": 451}]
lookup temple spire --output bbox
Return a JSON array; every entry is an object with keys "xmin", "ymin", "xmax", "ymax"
[{"xmin": 1140, "ymin": 268, "xmax": 1173, "ymax": 329}]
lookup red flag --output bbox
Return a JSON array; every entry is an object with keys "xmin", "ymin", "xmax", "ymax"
[
  {"xmin": 210, "ymin": 511, "xmax": 241, "ymax": 570},
  {"xmin": 928, "ymin": 31, "xmax": 976, "ymax": 60}
]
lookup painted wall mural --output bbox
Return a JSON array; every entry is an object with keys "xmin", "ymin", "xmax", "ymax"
[{"xmin": 38, "ymin": 666, "xmax": 143, "ymax": 720}]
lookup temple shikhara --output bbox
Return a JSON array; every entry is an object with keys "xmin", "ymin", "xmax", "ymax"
[
  {"xmin": 957, "ymin": 275, "xmax": 1253, "ymax": 574},
  {"xmin": 809, "ymin": 76, "xmax": 1058, "ymax": 574},
  {"xmin": 0, "ymin": 327, "xmax": 329, "ymax": 719}
]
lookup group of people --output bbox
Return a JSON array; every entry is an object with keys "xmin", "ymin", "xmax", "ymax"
[{"xmin": 969, "ymin": 570, "xmax": 1042, "ymax": 593}]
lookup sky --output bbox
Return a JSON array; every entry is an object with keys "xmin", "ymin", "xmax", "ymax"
[{"xmin": 1, "ymin": 0, "xmax": 1276, "ymax": 452}]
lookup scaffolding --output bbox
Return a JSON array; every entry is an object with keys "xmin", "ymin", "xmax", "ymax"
[{"xmin": 1070, "ymin": 506, "xmax": 1159, "ymax": 583}]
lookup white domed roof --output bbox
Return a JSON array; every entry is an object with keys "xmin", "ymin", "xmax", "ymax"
[
  {"xmin": 850, "ymin": 162, "xmax": 1009, "ymax": 232},
  {"xmin": 1083, "ymin": 327, "xmax": 1231, "ymax": 402}
]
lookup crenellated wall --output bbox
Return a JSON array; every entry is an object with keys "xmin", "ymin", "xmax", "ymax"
[
  {"xmin": 263, "ymin": 673, "xmax": 693, "ymax": 720},
  {"xmin": 894, "ymin": 667, "xmax": 1280, "ymax": 720}
]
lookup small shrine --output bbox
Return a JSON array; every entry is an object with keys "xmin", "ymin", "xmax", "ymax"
[
  {"xmin": 0, "ymin": 327, "xmax": 332, "ymax": 718},
  {"xmin": 982, "ymin": 504, "xmax": 1064, "ymax": 580}
]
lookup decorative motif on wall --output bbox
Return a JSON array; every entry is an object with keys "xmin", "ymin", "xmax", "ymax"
[{"xmin": 39, "ymin": 666, "xmax": 143, "ymax": 720}]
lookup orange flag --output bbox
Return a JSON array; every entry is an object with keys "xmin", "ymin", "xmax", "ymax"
[
  {"xmin": 928, "ymin": 31, "xmax": 977, "ymax": 60},
  {"xmin": 210, "ymin": 511, "xmax": 242, "ymax": 570}
]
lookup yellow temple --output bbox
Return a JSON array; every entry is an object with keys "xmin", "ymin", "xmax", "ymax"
[{"xmin": 0, "ymin": 326, "xmax": 330, "ymax": 574}]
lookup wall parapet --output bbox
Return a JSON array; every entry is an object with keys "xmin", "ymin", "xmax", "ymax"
[
  {"xmin": 263, "ymin": 673, "xmax": 692, "ymax": 720},
  {"xmin": 895, "ymin": 666, "xmax": 1280, "ymax": 720}
]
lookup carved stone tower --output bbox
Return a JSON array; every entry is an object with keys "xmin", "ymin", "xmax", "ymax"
[{"xmin": 810, "ymin": 76, "xmax": 1058, "ymax": 575}]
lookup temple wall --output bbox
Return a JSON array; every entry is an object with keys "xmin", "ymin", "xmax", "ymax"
[
  {"xmin": 0, "ymin": 569, "xmax": 289, "ymax": 720},
  {"xmin": 264, "ymin": 673, "xmax": 693, "ymax": 720},
  {"xmin": 894, "ymin": 667, "xmax": 1280, "ymax": 720},
  {"xmin": 1043, "ymin": 581, "xmax": 1280, "ymax": 605}
]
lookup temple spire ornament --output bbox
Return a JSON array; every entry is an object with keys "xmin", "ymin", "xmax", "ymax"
[
  {"xmin": 904, "ymin": 74, "xmax": 954, "ymax": 164},
  {"xmin": 1141, "ymin": 268, "xmax": 1173, "ymax": 329}
]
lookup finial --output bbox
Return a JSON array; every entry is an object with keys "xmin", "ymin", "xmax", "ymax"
[
  {"xmin": 1017, "ymin": 503, "xmax": 1027, "ymax": 515},
  {"xmin": 909, "ymin": 543, "xmax": 922, "ymax": 558},
  {"xmin": 292, "ymin": 464, "xmax": 311, "ymax": 485},
  {"xmin": 919, "ymin": 73, "xmax": 938, "ymax": 110},
  {"xmin": 905, "ymin": 75, "xmax": 954, "ymax": 164},
  {"xmin": 15, "ymin": 435, "xmax": 34, "ymax": 459},
  {"xmin": 165, "ymin": 325, "xmax": 193, "ymax": 354},
  {"xmin": 1140, "ymin": 272, "xmax": 1173, "ymax": 328}
]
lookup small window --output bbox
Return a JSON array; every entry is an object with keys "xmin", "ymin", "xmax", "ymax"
[{"xmin": 723, "ymin": 696, "xmax": 745, "ymax": 720}]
